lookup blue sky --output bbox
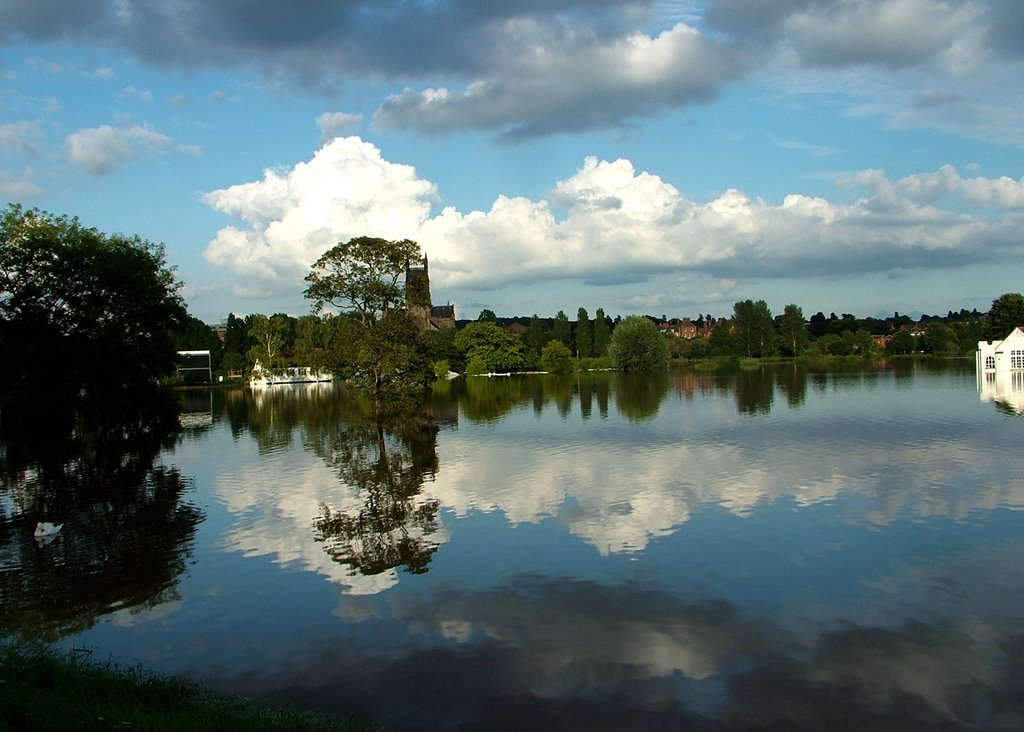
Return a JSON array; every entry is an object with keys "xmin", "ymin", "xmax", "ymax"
[{"xmin": 2, "ymin": 1, "xmax": 1023, "ymax": 323}]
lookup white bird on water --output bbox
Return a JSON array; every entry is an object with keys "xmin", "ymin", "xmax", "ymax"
[{"xmin": 34, "ymin": 522, "xmax": 63, "ymax": 538}]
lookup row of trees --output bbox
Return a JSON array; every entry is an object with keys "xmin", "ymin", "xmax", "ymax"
[
  {"xmin": 6, "ymin": 206, "xmax": 1019, "ymax": 424},
  {"xmin": 188, "ymin": 293, "xmax": 1018, "ymax": 387}
]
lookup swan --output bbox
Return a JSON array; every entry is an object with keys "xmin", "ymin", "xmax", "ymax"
[{"xmin": 34, "ymin": 521, "xmax": 63, "ymax": 538}]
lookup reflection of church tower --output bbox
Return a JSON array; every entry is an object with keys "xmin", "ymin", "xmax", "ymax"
[{"xmin": 406, "ymin": 256, "xmax": 454, "ymax": 331}]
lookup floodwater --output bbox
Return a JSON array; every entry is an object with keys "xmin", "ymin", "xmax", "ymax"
[{"xmin": 2, "ymin": 361, "xmax": 1022, "ymax": 731}]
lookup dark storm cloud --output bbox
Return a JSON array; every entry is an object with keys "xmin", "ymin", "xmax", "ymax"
[
  {"xmin": 4, "ymin": 1, "xmax": 1019, "ymax": 141},
  {"xmin": 706, "ymin": 0, "xmax": 998, "ymax": 70},
  {"xmin": 2, "ymin": 0, "xmax": 639, "ymax": 78},
  {"xmin": 704, "ymin": 0, "xmax": 812, "ymax": 40},
  {"xmin": 0, "ymin": 0, "xmax": 110, "ymax": 42},
  {"xmin": 985, "ymin": 0, "xmax": 1024, "ymax": 57},
  {"xmin": 371, "ymin": 23, "xmax": 744, "ymax": 139}
]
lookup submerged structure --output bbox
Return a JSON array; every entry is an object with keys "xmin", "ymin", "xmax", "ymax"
[{"xmin": 976, "ymin": 326, "xmax": 1024, "ymax": 413}]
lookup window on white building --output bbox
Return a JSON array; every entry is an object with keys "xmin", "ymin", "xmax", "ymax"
[
  {"xmin": 1012, "ymin": 350, "xmax": 1024, "ymax": 369},
  {"xmin": 985, "ymin": 355, "xmax": 996, "ymax": 370}
]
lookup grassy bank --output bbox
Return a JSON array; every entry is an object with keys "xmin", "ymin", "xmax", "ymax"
[{"xmin": 0, "ymin": 644, "xmax": 375, "ymax": 732}]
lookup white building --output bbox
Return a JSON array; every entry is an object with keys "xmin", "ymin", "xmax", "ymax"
[
  {"xmin": 250, "ymin": 360, "xmax": 333, "ymax": 388},
  {"xmin": 977, "ymin": 327, "xmax": 1024, "ymax": 413}
]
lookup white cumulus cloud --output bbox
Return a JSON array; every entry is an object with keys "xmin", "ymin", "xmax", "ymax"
[
  {"xmin": 203, "ymin": 136, "xmax": 438, "ymax": 295},
  {"xmin": 203, "ymin": 137, "xmax": 1024, "ymax": 304},
  {"xmin": 65, "ymin": 123, "xmax": 196, "ymax": 175}
]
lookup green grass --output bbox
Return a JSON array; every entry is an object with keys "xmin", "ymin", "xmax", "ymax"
[{"xmin": 0, "ymin": 644, "xmax": 376, "ymax": 732}]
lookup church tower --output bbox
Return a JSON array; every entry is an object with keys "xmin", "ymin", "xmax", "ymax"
[{"xmin": 405, "ymin": 256, "xmax": 432, "ymax": 330}]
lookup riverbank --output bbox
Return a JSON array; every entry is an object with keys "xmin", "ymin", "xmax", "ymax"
[{"xmin": 0, "ymin": 644, "xmax": 374, "ymax": 731}]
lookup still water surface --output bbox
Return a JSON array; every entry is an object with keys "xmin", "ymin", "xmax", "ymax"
[{"xmin": 3, "ymin": 362, "xmax": 1023, "ymax": 730}]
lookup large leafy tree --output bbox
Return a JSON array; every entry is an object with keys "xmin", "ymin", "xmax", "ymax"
[
  {"xmin": 608, "ymin": 316, "xmax": 669, "ymax": 372},
  {"xmin": 0, "ymin": 205, "xmax": 184, "ymax": 378},
  {"xmin": 986, "ymin": 292, "xmax": 1024, "ymax": 339},
  {"xmin": 303, "ymin": 236, "xmax": 432, "ymax": 407},
  {"xmin": 733, "ymin": 299, "xmax": 777, "ymax": 358},
  {"xmin": 455, "ymin": 321, "xmax": 528, "ymax": 373},
  {"xmin": 526, "ymin": 314, "xmax": 549, "ymax": 357},
  {"xmin": 777, "ymin": 304, "xmax": 808, "ymax": 357},
  {"xmin": 540, "ymin": 340, "xmax": 574, "ymax": 374},
  {"xmin": 247, "ymin": 313, "xmax": 293, "ymax": 371},
  {"xmin": 0, "ymin": 204, "xmax": 185, "ymax": 448},
  {"xmin": 304, "ymin": 236, "xmax": 421, "ymax": 326}
]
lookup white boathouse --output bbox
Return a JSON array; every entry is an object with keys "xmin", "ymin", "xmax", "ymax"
[{"xmin": 976, "ymin": 327, "xmax": 1024, "ymax": 413}]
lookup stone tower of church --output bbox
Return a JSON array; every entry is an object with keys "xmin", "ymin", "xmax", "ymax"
[{"xmin": 405, "ymin": 256, "xmax": 455, "ymax": 331}]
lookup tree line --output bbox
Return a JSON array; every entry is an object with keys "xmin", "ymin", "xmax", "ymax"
[
  {"xmin": 177, "ymin": 294, "xmax": 1022, "ymax": 384},
  {"xmin": 4, "ymin": 205, "xmax": 1022, "ymax": 426}
]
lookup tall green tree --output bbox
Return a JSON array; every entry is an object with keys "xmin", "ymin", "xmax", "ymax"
[
  {"xmin": 986, "ymin": 292, "xmax": 1024, "ymax": 339},
  {"xmin": 551, "ymin": 310, "xmax": 571, "ymax": 346},
  {"xmin": 170, "ymin": 314, "xmax": 223, "ymax": 370},
  {"xmin": 777, "ymin": 304, "xmax": 808, "ymax": 357},
  {"xmin": 294, "ymin": 314, "xmax": 331, "ymax": 370},
  {"xmin": 0, "ymin": 204, "xmax": 186, "ymax": 453},
  {"xmin": 593, "ymin": 308, "xmax": 611, "ymax": 356},
  {"xmin": 733, "ymin": 300, "xmax": 777, "ymax": 357},
  {"xmin": 526, "ymin": 314, "xmax": 549, "ymax": 356},
  {"xmin": 576, "ymin": 307, "xmax": 592, "ymax": 358},
  {"xmin": 886, "ymin": 330, "xmax": 916, "ymax": 355},
  {"xmin": 608, "ymin": 315, "xmax": 669, "ymax": 372},
  {"xmin": 304, "ymin": 236, "xmax": 421, "ymax": 326},
  {"xmin": 303, "ymin": 237, "xmax": 432, "ymax": 406},
  {"xmin": 247, "ymin": 314, "xmax": 292, "ymax": 371}
]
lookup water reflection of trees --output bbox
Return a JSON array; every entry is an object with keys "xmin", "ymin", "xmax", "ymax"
[
  {"xmin": 614, "ymin": 372, "xmax": 670, "ymax": 421},
  {"xmin": 0, "ymin": 397, "xmax": 203, "ymax": 640},
  {"xmin": 310, "ymin": 408, "xmax": 442, "ymax": 577},
  {"xmin": 209, "ymin": 384, "xmax": 447, "ymax": 580}
]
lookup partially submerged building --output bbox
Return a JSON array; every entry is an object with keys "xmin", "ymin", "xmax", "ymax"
[{"xmin": 977, "ymin": 327, "xmax": 1024, "ymax": 413}]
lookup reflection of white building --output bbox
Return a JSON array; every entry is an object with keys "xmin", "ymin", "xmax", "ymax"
[{"xmin": 977, "ymin": 327, "xmax": 1024, "ymax": 414}]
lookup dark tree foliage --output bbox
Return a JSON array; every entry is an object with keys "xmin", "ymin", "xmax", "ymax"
[
  {"xmin": 576, "ymin": 307, "xmax": 592, "ymax": 358},
  {"xmin": 593, "ymin": 308, "xmax": 611, "ymax": 356},
  {"xmin": 455, "ymin": 321, "xmax": 528, "ymax": 373},
  {"xmin": 732, "ymin": 299, "xmax": 777, "ymax": 358},
  {"xmin": 170, "ymin": 314, "xmax": 223, "ymax": 372},
  {"xmin": 986, "ymin": 292, "xmax": 1024, "ymax": 339},
  {"xmin": 0, "ymin": 205, "xmax": 186, "ymax": 457},
  {"xmin": 304, "ymin": 236, "xmax": 421, "ymax": 326},
  {"xmin": 551, "ymin": 310, "xmax": 571, "ymax": 346},
  {"xmin": 886, "ymin": 330, "xmax": 917, "ymax": 355}
]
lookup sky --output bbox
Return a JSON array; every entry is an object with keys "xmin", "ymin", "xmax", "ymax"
[{"xmin": 1, "ymin": 0, "xmax": 1023, "ymax": 324}]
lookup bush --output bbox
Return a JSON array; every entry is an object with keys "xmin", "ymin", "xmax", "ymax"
[
  {"xmin": 609, "ymin": 316, "xmax": 670, "ymax": 372},
  {"xmin": 540, "ymin": 340, "xmax": 574, "ymax": 374}
]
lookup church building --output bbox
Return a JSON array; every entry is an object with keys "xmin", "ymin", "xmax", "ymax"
[{"xmin": 406, "ymin": 256, "xmax": 455, "ymax": 331}]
